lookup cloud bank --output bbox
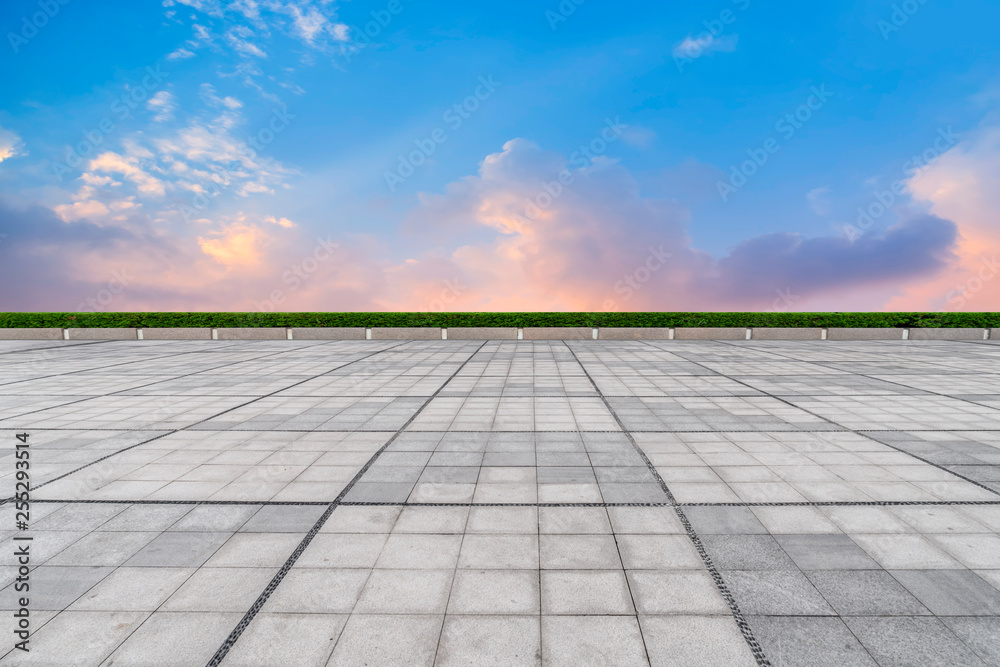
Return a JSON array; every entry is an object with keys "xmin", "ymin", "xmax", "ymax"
[{"xmin": 0, "ymin": 136, "xmax": 966, "ymax": 312}]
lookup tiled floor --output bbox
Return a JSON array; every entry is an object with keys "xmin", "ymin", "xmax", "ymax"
[{"xmin": 1, "ymin": 338, "xmax": 999, "ymax": 666}]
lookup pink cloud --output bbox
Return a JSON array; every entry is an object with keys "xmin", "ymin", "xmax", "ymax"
[
  {"xmin": 886, "ymin": 122, "xmax": 1000, "ymax": 311},
  {"xmin": 0, "ymin": 138, "xmax": 963, "ymax": 312},
  {"xmin": 380, "ymin": 139, "xmax": 956, "ymax": 312}
]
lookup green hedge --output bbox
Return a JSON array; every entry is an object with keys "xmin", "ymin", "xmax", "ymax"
[{"xmin": 0, "ymin": 312, "xmax": 996, "ymax": 328}]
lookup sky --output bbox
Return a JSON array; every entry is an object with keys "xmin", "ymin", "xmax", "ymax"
[{"xmin": 0, "ymin": 0, "xmax": 998, "ymax": 313}]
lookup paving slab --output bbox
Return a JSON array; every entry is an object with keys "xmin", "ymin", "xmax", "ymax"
[{"xmin": 2, "ymin": 338, "xmax": 999, "ymax": 666}]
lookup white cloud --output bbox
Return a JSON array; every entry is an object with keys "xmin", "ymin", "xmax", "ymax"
[
  {"xmin": 54, "ymin": 199, "xmax": 110, "ymax": 222},
  {"xmin": 0, "ymin": 126, "xmax": 25, "ymax": 163},
  {"xmin": 167, "ymin": 47, "xmax": 196, "ymax": 60},
  {"xmin": 200, "ymin": 83, "xmax": 244, "ymax": 111},
  {"xmin": 264, "ymin": 215, "xmax": 296, "ymax": 228},
  {"xmin": 282, "ymin": 2, "xmax": 350, "ymax": 45},
  {"xmin": 87, "ymin": 152, "xmax": 167, "ymax": 197},
  {"xmin": 147, "ymin": 91, "xmax": 178, "ymax": 122},
  {"xmin": 79, "ymin": 173, "xmax": 121, "ymax": 187},
  {"xmin": 673, "ymin": 33, "xmax": 738, "ymax": 59},
  {"xmin": 226, "ymin": 25, "xmax": 268, "ymax": 58}
]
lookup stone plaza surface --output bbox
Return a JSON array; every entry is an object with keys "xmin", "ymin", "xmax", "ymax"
[{"xmin": 0, "ymin": 338, "xmax": 998, "ymax": 666}]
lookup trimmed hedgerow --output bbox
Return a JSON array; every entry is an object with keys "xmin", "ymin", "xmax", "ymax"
[{"xmin": 0, "ymin": 312, "xmax": 997, "ymax": 328}]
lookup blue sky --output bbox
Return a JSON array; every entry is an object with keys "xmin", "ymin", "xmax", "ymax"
[{"xmin": 1, "ymin": 0, "xmax": 998, "ymax": 311}]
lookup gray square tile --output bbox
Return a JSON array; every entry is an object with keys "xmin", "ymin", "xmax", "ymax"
[
  {"xmin": 458, "ymin": 535, "xmax": 539, "ymax": 569},
  {"xmin": 640, "ymin": 615, "xmax": 757, "ymax": 667},
  {"xmin": 447, "ymin": 569, "xmax": 539, "ymax": 614},
  {"xmin": 375, "ymin": 534, "xmax": 463, "ymax": 569},
  {"xmin": 11, "ymin": 610, "xmax": 148, "ymax": 665},
  {"xmin": 239, "ymin": 505, "xmax": 327, "ymax": 533},
  {"xmin": 890, "ymin": 569, "xmax": 1000, "ymax": 615},
  {"xmin": 47, "ymin": 531, "xmax": 159, "ymax": 567},
  {"xmin": 125, "ymin": 532, "xmax": 233, "ymax": 567},
  {"xmin": 541, "ymin": 570, "xmax": 635, "ymax": 614},
  {"xmin": 342, "ymin": 482, "xmax": 414, "ymax": 503},
  {"xmin": 701, "ymin": 535, "xmax": 797, "ymax": 570},
  {"xmin": 263, "ymin": 568, "xmax": 369, "ymax": 613},
  {"xmin": 539, "ymin": 535, "xmax": 622, "ymax": 569},
  {"xmin": 684, "ymin": 506, "xmax": 769, "ymax": 534},
  {"xmin": 627, "ymin": 570, "xmax": 729, "ymax": 615},
  {"xmin": 748, "ymin": 616, "xmax": 877, "ymax": 667},
  {"xmin": 223, "ymin": 613, "xmax": 348, "ymax": 667},
  {"xmin": 168, "ymin": 505, "xmax": 259, "ymax": 532},
  {"xmin": 161, "ymin": 567, "xmax": 275, "ymax": 611},
  {"xmin": 805, "ymin": 570, "xmax": 931, "ymax": 616},
  {"xmin": 437, "ymin": 615, "xmax": 541, "ymax": 666},
  {"xmin": 104, "ymin": 611, "xmax": 243, "ymax": 666},
  {"xmin": 775, "ymin": 534, "xmax": 880, "ymax": 570},
  {"xmin": 721, "ymin": 570, "xmax": 835, "ymax": 616},
  {"xmin": 616, "ymin": 534, "xmax": 703, "ymax": 569},
  {"xmin": 845, "ymin": 616, "xmax": 989, "ymax": 667},
  {"xmin": 70, "ymin": 567, "xmax": 193, "ymax": 612},
  {"xmin": 942, "ymin": 617, "xmax": 1000, "ymax": 666},
  {"xmin": 0, "ymin": 566, "xmax": 113, "ymax": 611},
  {"xmin": 354, "ymin": 569, "xmax": 454, "ymax": 614},
  {"xmin": 543, "ymin": 616, "xmax": 647, "ymax": 666},
  {"xmin": 326, "ymin": 614, "xmax": 443, "ymax": 667}
]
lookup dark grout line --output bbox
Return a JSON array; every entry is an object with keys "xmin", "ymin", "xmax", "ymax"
[
  {"xmin": 204, "ymin": 339, "xmax": 488, "ymax": 667},
  {"xmin": 564, "ymin": 341, "xmax": 772, "ymax": 667}
]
